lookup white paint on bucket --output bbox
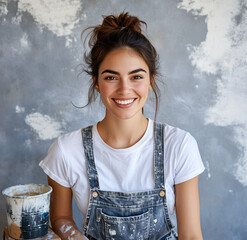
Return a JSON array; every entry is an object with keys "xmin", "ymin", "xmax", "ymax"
[{"xmin": 2, "ymin": 184, "xmax": 52, "ymax": 239}]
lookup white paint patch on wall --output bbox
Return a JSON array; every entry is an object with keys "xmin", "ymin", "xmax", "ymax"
[
  {"xmin": 20, "ymin": 33, "xmax": 29, "ymax": 48},
  {"xmin": 178, "ymin": 0, "xmax": 247, "ymax": 186},
  {"xmin": 16, "ymin": 105, "xmax": 25, "ymax": 113},
  {"xmin": 25, "ymin": 112, "xmax": 63, "ymax": 140},
  {"xmin": 205, "ymin": 161, "xmax": 211, "ymax": 179},
  {"xmin": 25, "ymin": 139, "xmax": 31, "ymax": 148},
  {"xmin": 0, "ymin": 0, "xmax": 8, "ymax": 17},
  {"xmin": 17, "ymin": 0, "xmax": 82, "ymax": 45}
]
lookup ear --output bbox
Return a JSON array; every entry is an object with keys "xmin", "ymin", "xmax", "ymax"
[
  {"xmin": 93, "ymin": 76, "xmax": 99, "ymax": 92},
  {"xmin": 149, "ymin": 74, "xmax": 156, "ymax": 90}
]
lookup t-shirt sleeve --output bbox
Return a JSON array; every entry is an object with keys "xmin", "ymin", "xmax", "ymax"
[
  {"xmin": 39, "ymin": 138, "xmax": 71, "ymax": 188},
  {"xmin": 174, "ymin": 133, "xmax": 205, "ymax": 184}
]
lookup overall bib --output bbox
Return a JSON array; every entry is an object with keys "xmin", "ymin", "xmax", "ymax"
[{"xmin": 82, "ymin": 122, "xmax": 178, "ymax": 240}]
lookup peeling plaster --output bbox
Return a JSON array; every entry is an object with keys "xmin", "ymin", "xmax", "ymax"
[
  {"xmin": 0, "ymin": 1, "xmax": 8, "ymax": 17},
  {"xmin": 178, "ymin": 0, "xmax": 247, "ymax": 186},
  {"xmin": 17, "ymin": 0, "xmax": 82, "ymax": 37}
]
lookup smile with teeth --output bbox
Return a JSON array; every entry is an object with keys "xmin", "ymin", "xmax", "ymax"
[{"xmin": 114, "ymin": 99, "xmax": 135, "ymax": 105}]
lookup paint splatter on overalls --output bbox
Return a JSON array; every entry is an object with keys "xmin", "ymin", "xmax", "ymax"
[{"xmin": 82, "ymin": 123, "xmax": 178, "ymax": 240}]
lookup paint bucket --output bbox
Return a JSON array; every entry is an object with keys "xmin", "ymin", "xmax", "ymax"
[{"xmin": 2, "ymin": 184, "xmax": 52, "ymax": 239}]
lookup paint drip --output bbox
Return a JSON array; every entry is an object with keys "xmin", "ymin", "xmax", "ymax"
[{"xmin": 2, "ymin": 184, "xmax": 52, "ymax": 239}]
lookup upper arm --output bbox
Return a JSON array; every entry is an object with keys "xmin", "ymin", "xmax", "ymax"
[
  {"xmin": 175, "ymin": 176, "xmax": 203, "ymax": 239},
  {"xmin": 48, "ymin": 176, "xmax": 73, "ymax": 223}
]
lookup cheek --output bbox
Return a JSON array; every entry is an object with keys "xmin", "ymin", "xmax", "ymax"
[
  {"xmin": 98, "ymin": 83, "xmax": 113, "ymax": 98},
  {"xmin": 137, "ymin": 83, "xmax": 151, "ymax": 96}
]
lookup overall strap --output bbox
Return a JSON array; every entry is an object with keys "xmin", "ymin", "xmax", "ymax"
[
  {"xmin": 81, "ymin": 126, "xmax": 100, "ymax": 189},
  {"xmin": 154, "ymin": 122, "xmax": 165, "ymax": 189}
]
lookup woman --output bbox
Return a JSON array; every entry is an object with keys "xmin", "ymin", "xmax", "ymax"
[{"xmin": 40, "ymin": 12, "xmax": 205, "ymax": 240}]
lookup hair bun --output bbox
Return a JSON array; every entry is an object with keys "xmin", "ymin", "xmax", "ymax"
[
  {"xmin": 103, "ymin": 12, "xmax": 145, "ymax": 32},
  {"xmin": 89, "ymin": 12, "xmax": 146, "ymax": 45}
]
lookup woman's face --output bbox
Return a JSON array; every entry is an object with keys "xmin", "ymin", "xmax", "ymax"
[{"xmin": 95, "ymin": 47, "xmax": 152, "ymax": 121}]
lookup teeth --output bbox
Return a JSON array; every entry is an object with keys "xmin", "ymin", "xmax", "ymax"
[{"xmin": 115, "ymin": 99, "xmax": 134, "ymax": 105}]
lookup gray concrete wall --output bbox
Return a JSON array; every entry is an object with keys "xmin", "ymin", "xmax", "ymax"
[{"xmin": 1, "ymin": 0, "xmax": 246, "ymax": 239}]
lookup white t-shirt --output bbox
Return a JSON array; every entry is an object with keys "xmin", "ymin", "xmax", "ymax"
[{"xmin": 39, "ymin": 119, "xmax": 204, "ymax": 227}]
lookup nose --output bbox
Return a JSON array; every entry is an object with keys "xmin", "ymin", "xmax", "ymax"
[{"xmin": 117, "ymin": 78, "xmax": 131, "ymax": 95}]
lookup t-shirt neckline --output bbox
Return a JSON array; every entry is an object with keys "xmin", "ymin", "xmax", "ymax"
[{"xmin": 92, "ymin": 118, "xmax": 153, "ymax": 153}]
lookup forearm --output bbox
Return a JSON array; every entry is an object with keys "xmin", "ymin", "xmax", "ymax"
[
  {"xmin": 51, "ymin": 217, "xmax": 87, "ymax": 240},
  {"xmin": 178, "ymin": 236, "xmax": 203, "ymax": 240},
  {"xmin": 175, "ymin": 177, "xmax": 203, "ymax": 240}
]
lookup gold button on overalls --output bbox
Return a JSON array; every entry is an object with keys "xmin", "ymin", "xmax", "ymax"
[{"xmin": 92, "ymin": 191, "xmax": 98, "ymax": 198}]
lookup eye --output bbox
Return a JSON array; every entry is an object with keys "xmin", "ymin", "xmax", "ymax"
[
  {"xmin": 104, "ymin": 76, "xmax": 117, "ymax": 80},
  {"xmin": 132, "ymin": 75, "xmax": 143, "ymax": 80}
]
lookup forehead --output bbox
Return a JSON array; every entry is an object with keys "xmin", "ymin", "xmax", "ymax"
[{"xmin": 99, "ymin": 47, "xmax": 149, "ymax": 72}]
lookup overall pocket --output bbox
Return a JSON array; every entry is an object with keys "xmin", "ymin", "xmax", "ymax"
[{"xmin": 97, "ymin": 208, "xmax": 151, "ymax": 240}]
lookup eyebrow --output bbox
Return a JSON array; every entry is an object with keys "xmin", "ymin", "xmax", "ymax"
[{"xmin": 101, "ymin": 68, "xmax": 147, "ymax": 75}]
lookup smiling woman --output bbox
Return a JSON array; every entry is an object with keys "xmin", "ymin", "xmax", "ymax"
[{"xmin": 39, "ymin": 12, "xmax": 205, "ymax": 240}]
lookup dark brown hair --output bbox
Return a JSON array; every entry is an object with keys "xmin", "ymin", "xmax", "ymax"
[{"xmin": 83, "ymin": 12, "xmax": 160, "ymax": 119}]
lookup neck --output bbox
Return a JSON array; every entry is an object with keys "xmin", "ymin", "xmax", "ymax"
[{"xmin": 97, "ymin": 113, "xmax": 149, "ymax": 149}]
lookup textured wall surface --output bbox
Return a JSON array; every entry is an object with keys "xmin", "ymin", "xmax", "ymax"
[{"xmin": 1, "ymin": 0, "xmax": 247, "ymax": 239}]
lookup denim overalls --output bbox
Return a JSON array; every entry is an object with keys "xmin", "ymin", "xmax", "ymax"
[{"xmin": 81, "ymin": 122, "xmax": 178, "ymax": 240}]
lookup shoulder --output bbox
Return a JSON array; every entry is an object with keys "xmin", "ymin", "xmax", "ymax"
[
  {"xmin": 43, "ymin": 125, "xmax": 93, "ymax": 167},
  {"xmin": 56, "ymin": 124, "xmax": 95, "ymax": 152},
  {"xmin": 161, "ymin": 122, "xmax": 204, "ymax": 174},
  {"xmin": 151, "ymin": 120, "xmax": 198, "ymax": 147},
  {"xmin": 40, "ymin": 125, "xmax": 94, "ymax": 188},
  {"xmin": 162, "ymin": 123, "xmax": 192, "ymax": 150},
  {"xmin": 150, "ymin": 120, "xmax": 194, "ymax": 149},
  {"xmin": 56, "ymin": 128, "xmax": 83, "ymax": 150},
  {"xmin": 161, "ymin": 123, "xmax": 204, "ymax": 184},
  {"xmin": 162, "ymin": 122, "xmax": 201, "ymax": 158}
]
